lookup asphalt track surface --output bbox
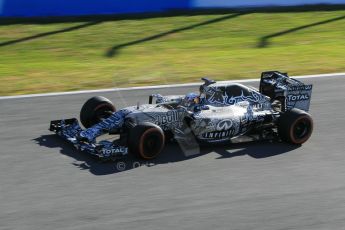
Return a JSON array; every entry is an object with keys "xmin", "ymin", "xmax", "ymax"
[{"xmin": 1, "ymin": 76, "xmax": 345, "ymax": 230}]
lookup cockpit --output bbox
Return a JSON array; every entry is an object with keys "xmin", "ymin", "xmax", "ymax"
[{"xmin": 202, "ymin": 82, "xmax": 256, "ymax": 105}]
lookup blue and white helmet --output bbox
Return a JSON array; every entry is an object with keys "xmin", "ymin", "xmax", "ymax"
[{"xmin": 182, "ymin": 93, "xmax": 200, "ymax": 107}]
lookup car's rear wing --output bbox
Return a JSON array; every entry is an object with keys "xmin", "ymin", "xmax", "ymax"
[{"xmin": 260, "ymin": 71, "xmax": 313, "ymax": 112}]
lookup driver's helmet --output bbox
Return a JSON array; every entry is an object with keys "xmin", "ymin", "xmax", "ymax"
[{"xmin": 182, "ymin": 93, "xmax": 200, "ymax": 107}]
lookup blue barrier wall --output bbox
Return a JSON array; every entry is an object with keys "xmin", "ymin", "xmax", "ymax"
[
  {"xmin": 0, "ymin": 0, "xmax": 344, "ymax": 17},
  {"xmin": 0, "ymin": 0, "xmax": 192, "ymax": 17},
  {"xmin": 195, "ymin": 0, "xmax": 345, "ymax": 7}
]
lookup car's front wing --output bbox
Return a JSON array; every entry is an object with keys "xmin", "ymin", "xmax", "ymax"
[{"xmin": 49, "ymin": 118, "xmax": 128, "ymax": 160}]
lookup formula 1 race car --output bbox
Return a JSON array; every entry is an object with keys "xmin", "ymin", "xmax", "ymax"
[{"xmin": 49, "ymin": 71, "xmax": 313, "ymax": 161}]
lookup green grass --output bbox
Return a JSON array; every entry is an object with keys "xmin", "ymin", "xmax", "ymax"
[{"xmin": 0, "ymin": 10, "xmax": 344, "ymax": 95}]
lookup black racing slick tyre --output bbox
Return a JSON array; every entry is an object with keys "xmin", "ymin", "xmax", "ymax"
[
  {"xmin": 128, "ymin": 122, "xmax": 165, "ymax": 160},
  {"xmin": 278, "ymin": 108, "xmax": 313, "ymax": 144},
  {"xmin": 80, "ymin": 96, "xmax": 116, "ymax": 128}
]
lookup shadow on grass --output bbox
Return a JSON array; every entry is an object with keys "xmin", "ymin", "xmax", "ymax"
[
  {"xmin": 257, "ymin": 14, "xmax": 345, "ymax": 48},
  {"xmin": 105, "ymin": 12, "xmax": 244, "ymax": 57},
  {"xmin": 0, "ymin": 21, "xmax": 102, "ymax": 47},
  {"xmin": 33, "ymin": 134, "xmax": 299, "ymax": 176},
  {"xmin": 0, "ymin": 4, "xmax": 344, "ymax": 51}
]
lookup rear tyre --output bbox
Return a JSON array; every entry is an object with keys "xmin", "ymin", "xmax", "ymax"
[
  {"xmin": 80, "ymin": 96, "xmax": 116, "ymax": 128},
  {"xmin": 278, "ymin": 108, "xmax": 313, "ymax": 144},
  {"xmin": 128, "ymin": 122, "xmax": 165, "ymax": 160}
]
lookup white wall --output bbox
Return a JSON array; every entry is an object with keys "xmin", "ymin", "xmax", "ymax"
[{"xmin": 193, "ymin": 0, "xmax": 345, "ymax": 7}]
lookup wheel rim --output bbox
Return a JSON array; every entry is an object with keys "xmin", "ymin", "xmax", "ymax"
[
  {"xmin": 293, "ymin": 117, "xmax": 312, "ymax": 142},
  {"xmin": 140, "ymin": 129, "xmax": 164, "ymax": 159}
]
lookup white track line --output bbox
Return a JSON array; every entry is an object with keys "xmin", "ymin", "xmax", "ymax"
[{"xmin": 0, "ymin": 72, "xmax": 344, "ymax": 100}]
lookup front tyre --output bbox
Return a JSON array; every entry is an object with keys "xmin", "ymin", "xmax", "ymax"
[
  {"xmin": 278, "ymin": 108, "xmax": 313, "ymax": 144},
  {"xmin": 80, "ymin": 96, "xmax": 116, "ymax": 128},
  {"xmin": 128, "ymin": 122, "xmax": 165, "ymax": 160}
]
